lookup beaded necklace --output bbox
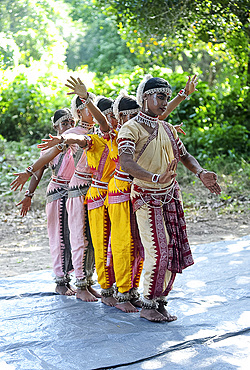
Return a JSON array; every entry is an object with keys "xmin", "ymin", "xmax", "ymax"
[{"xmin": 134, "ymin": 111, "xmax": 159, "ymax": 128}]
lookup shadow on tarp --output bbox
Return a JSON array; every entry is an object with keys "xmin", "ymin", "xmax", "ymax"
[{"xmin": 0, "ymin": 236, "xmax": 250, "ymax": 370}]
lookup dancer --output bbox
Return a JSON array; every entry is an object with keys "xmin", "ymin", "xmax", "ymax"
[
  {"xmin": 15, "ymin": 108, "xmax": 76, "ymax": 295},
  {"xmin": 117, "ymin": 74, "xmax": 221, "ymax": 322},
  {"xmin": 11, "ymin": 95, "xmax": 100, "ymax": 301},
  {"xmin": 39, "ymin": 96, "xmax": 118, "ymax": 307}
]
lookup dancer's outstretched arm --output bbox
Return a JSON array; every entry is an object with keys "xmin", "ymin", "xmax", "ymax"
[
  {"xmin": 65, "ymin": 76, "xmax": 110, "ymax": 132},
  {"xmin": 10, "ymin": 146, "xmax": 61, "ymax": 191}
]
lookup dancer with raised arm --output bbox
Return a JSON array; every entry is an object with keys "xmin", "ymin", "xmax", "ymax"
[{"xmin": 117, "ymin": 74, "xmax": 221, "ymax": 322}]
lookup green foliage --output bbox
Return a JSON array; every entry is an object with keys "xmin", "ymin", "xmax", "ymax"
[
  {"xmin": 0, "ymin": 72, "xmax": 70, "ymax": 143},
  {"xmin": 64, "ymin": 0, "xmax": 138, "ymax": 74},
  {"xmin": 96, "ymin": 0, "xmax": 249, "ymax": 85}
]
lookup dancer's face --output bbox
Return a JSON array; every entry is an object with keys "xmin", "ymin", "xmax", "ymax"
[
  {"xmin": 144, "ymin": 92, "xmax": 171, "ymax": 117},
  {"xmin": 78, "ymin": 107, "xmax": 94, "ymax": 124},
  {"xmin": 57, "ymin": 118, "xmax": 75, "ymax": 134}
]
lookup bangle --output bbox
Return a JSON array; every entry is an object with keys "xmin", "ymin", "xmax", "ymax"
[
  {"xmin": 79, "ymin": 92, "xmax": 91, "ymax": 105},
  {"xmin": 56, "ymin": 136, "xmax": 68, "ymax": 151},
  {"xmin": 152, "ymin": 173, "xmax": 161, "ymax": 183},
  {"xmin": 178, "ymin": 89, "xmax": 190, "ymax": 100},
  {"xmin": 25, "ymin": 166, "xmax": 38, "ymax": 180},
  {"xmin": 195, "ymin": 168, "xmax": 205, "ymax": 178},
  {"xmin": 25, "ymin": 189, "xmax": 34, "ymax": 198}
]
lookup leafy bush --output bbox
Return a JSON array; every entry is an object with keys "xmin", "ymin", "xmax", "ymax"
[{"xmin": 0, "ymin": 73, "xmax": 70, "ymax": 143}]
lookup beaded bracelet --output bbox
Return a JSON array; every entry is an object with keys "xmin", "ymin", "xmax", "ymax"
[
  {"xmin": 25, "ymin": 166, "xmax": 38, "ymax": 180},
  {"xmin": 79, "ymin": 92, "xmax": 91, "ymax": 105},
  {"xmin": 25, "ymin": 189, "xmax": 34, "ymax": 198},
  {"xmin": 56, "ymin": 136, "xmax": 68, "ymax": 151},
  {"xmin": 195, "ymin": 168, "xmax": 205, "ymax": 178},
  {"xmin": 178, "ymin": 89, "xmax": 190, "ymax": 100},
  {"xmin": 152, "ymin": 173, "xmax": 161, "ymax": 183}
]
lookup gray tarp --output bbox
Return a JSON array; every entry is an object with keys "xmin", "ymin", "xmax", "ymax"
[{"xmin": 1, "ymin": 236, "xmax": 250, "ymax": 370}]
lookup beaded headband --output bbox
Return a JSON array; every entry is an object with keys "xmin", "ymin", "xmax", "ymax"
[
  {"xmin": 71, "ymin": 93, "xmax": 96, "ymax": 121},
  {"xmin": 51, "ymin": 109, "xmax": 74, "ymax": 127},
  {"xmin": 113, "ymin": 89, "xmax": 140, "ymax": 120},
  {"xmin": 136, "ymin": 74, "xmax": 172, "ymax": 106}
]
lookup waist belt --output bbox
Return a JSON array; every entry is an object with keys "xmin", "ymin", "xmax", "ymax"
[
  {"xmin": 51, "ymin": 176, "xmax": 70, "ymax": 185},
  {"xmin": 91, "ymin": 179, "xmax": 108, "ymax": 190},
  {"xmin": 133, "ymin": 181, "xmax": 175, "ymax": 196},
  {"xmin": 74, "ymin": 170, "xmax": 92, "ymax": 181},
  {"xmin": 114, "ymin": 169, "xmax": 132, "ymax": 183}
]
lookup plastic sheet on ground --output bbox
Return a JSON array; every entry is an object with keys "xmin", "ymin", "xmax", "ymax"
[{"xmin": 1, "ymin": 236, "xmax": 250, "ymax": 370}]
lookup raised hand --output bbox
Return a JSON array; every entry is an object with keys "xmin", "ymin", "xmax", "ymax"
[
  {"xmin": 200, "ymin": 171, "xmax": 221, "ymax": 195},
  {"xmin": 38, "ymin": 134, "xmax": 61, "ymax": 151},
  {"xmin": 159, "ymin": 159, "xmax": 177, "ymax": 184},
  {"xmin": 16, "ymin": 196, "xmax": 32, "ymax": 217},
  {"xmin": 185, "ymin": 74, "xmax": 198, "ymax": 96},
  {"xmin": 174, "ymin": 122, "xmax": 186, "ymax": 135},
  {"xmin": 65, "ymin": 76, "xmax": 88, "ymax": 99},
  {"xmin": 10, "ymin": 172, "xmax": 30, "ymax": 192}
]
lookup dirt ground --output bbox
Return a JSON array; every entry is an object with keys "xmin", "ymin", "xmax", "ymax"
[{"xmin": 0, "ymin": 201, "xmax": 250, "ymax": 279}]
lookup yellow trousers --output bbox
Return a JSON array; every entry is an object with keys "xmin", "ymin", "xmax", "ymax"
[
  {"xmin": 108, "ymin": 200, "xmax": 143, "ymax": 294},
  {"xmin": 88, "ymin": 205, "xmax": 115, "ymax": 290}
]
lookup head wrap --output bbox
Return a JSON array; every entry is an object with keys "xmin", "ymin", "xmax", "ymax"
[
  {"xmin": 113, "ymin": 89, "xmax": 140, "ymax": 120},
  {"xmin": 51, "ymin": 108, "xmax": 74, "ymax": 128},
  {"xmin": 94, "ymin": 96, "xmax": 114, "ymax": 115},
  {"xmin": 71, "ymin": 92, "xmax": 96, "ymax": 121},
  {"xmin": 136, "ymin": 74, "xmax": 172, "ymax": 107}
]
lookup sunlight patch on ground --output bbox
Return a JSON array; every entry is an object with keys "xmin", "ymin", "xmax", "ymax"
[
  {"xmin": 236, "ymin": 276, "xmax": 250, "ymax": 285},
  {"xmin": 141, "ymin": 347, "xmax": 197, "ymax": 369},
  {"xmin": 141, "ymin": 359, "xmax": 164, "ymax": 369},
  {"xmin": 193, "ymin": 256, "xmax": 208, "ymax": 263},
  {"xmin": 209, "ymin": 336, "xmax": 250, "ymax": 369},
  {"xmin": 186, "ymin": 280, "xmax": 206, "ymax": 289},
  {"xmin": 229, "ymin": 260, "xmax": 243, "ymax": 265}
]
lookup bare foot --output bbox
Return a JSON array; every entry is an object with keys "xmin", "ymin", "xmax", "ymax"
[
  {"xmin": 66, "ymin": 283, "xmax": 77, "ymax": 294},
  {"xmin": 101, "ymin": 295, "xmax": 118, "ymax": 307},
  {"xmin": 140, "ymin": 307, "xmax": 167, "ymax": 322},
  {"xmin": 76, "ymin": 288, "xmax": 98, "ymax": 302},
  {"xmin": 88, "ymin": 286, "xmax": 101, "ymax": 298},
  {"xmin": 130, "ymin": 298, "xmax": 142, "ymax": 308},
  {"xmin": 157, "ymin": 302, "xmax": 177, "ymax": 322},
  {"xmin": 55, "ymin": 284, "xmax": 75, "ymax": 296},
  {"xmin": 115, "ymin": 301, "xmax": 139, "ymax": 313}
]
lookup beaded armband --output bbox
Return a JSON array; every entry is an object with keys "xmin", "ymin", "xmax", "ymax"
[
  {"xmin": 118, "ymin": 138, "xmax": 135, "ymax": 156},
  {"xmin": 176, "ymin": 137, "xmax": 187, "ymax": 157}
]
